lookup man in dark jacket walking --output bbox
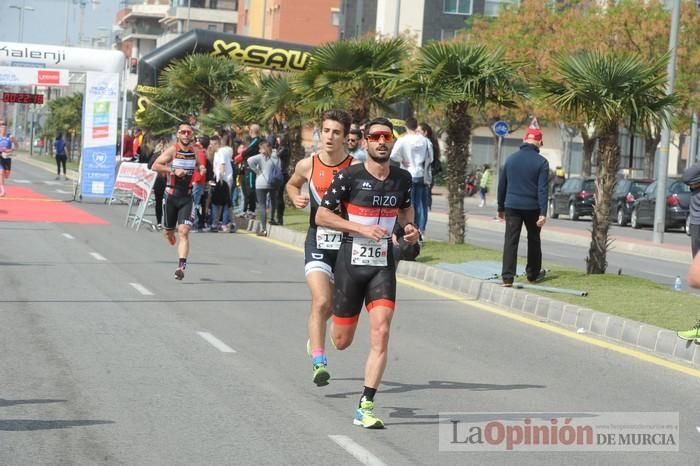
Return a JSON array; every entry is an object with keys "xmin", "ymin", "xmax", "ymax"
[
  {"xmin": 497, "ymin": 128, "xmax": 550, "ymax": 287},
  {"xmin": 682, "ymin": 163, "xmax": 700, "ymax": 257}
]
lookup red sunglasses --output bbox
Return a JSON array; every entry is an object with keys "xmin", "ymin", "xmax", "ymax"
[
  {"xmin": 366, "ymin": 131, "xmax": 394, "ymax": 143},
  {"xmin": 178, "ymin": 129, "xmax": 192, "ymax": 136}
]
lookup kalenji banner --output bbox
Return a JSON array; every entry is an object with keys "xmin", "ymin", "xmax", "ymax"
[
  {"xmin": 80, "ymin": 72, "xmax": 120, "ymax": 199},
  {"xmin": 0, "ymin": 42, "xmax": 124, "ymax": 74},
  {"xmin": 0, "ymin": 66, "xmax": 69, "ymax": 87}
]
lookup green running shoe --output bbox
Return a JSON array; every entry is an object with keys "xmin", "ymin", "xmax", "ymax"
[
  {"xmin": 677, "ymin": 320, "xmax": 700, "ymax": 341},
  {"xmin": 353, "ymin": 400, "xmax": 384, "ymax": 429},
  {"xmin": 312, "ymin": 364, "xmax": 330, "ymax": 387}
]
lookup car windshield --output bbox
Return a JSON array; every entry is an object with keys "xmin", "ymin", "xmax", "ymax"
[
  {"xmin": 630, "ymin": 181, "xmax": 651, "ymax": 196},
  {"xmin": 582, "ymin": 180, "xmax": 596, "ymax": 192}
]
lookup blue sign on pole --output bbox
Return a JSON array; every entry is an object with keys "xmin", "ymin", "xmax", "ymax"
[{"xmin": 493, "ymin": 120, "xmax": 509, "ymax": 137}]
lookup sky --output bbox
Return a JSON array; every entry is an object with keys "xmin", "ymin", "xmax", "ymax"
[{"xmin": 0, "ymin": 0, "xmax": 121, "ymax": 48}]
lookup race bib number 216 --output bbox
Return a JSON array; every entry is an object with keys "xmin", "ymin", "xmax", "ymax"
[{"xmin": 351, "ymin": 237, "xmax": 388, "ymax": 266}]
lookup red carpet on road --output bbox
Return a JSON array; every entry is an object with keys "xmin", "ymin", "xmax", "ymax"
[{"xmin": 0, "ymin": 186, "xmax": 108, "ymax": 225}]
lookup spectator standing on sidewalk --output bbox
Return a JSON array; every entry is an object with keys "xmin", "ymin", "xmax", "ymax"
[
  {"xmin": 418, "ymin": 122, "xmax": 441, "ymax": 210},
  {"xmin": 122, "ymin": 128, "xmax": 134, "ymax": 162},
  {"xmin": 212, "ymin": 144, "xmax": 234, "ymax": 232},
  {"xmin": 478, "ymin": 164, "xmax": 492, "ymax": 208},
  {"xmin": 54, "ymin": 133, "xmax": 68, "ymax": 180},
  {"xmin": 191, "ymin": 135, "xmax": 209, "ymax": 232},
  {"xmin": 241, "ymin": 124, "xmax": 262, "ymax": 217},
  {"xmin": 682, "ymin": 162, "xmax": 700, "ymax": 257},
  {"xmin": 389, "ymin": 117, "xmax": 433, "ymax": 235},
  {"xmin": 247, "ymin": 140, "xmax": 281, "ymax": 236},
  {"xmin": 272, "ymin": 134, "xmax": 290, "ymax": 225},
  {"xmin": 497, "ymin": 128, "xmax": 549, "ymax": 287}
]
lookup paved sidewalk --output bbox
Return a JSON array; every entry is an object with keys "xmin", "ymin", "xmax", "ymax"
[
  {"xmin": 430, "ymin": 185, "xmax": 690, "ymax": 264},
  {"xmin": 261, "ymin": 222, "xmax": 700, "ymax": 370}
]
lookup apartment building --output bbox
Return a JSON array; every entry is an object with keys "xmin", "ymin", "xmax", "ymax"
[
  {"xmin": 340, "ymin": 0, "xmax": 518, "ymax": 44},
  {"xmin": 160, "ymin": 0, "xmax": 239, "ymax": 45},
  {"xmin": 238, "ymin": 0, "xmax": 340, "ymax": 46}
]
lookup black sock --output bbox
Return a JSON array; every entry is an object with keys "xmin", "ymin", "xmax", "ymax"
[
  {"xmin": 178, "ymin": 258, "xmax": 187, "ymax": 269},
  {"xmin": 360, "ymin": 386, "xmax": 377, "ymax": 406}
]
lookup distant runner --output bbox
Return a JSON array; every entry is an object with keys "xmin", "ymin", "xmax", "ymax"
[
  {"xmin": 0, "ymin": 120, "xmax": 17, "ymax": 197},
  {"xmin": 151, "ymin": 122, "xmax": 206, "ymax": 280}
]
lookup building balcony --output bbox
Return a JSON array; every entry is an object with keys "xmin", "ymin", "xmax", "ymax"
[
  {"xmin": 119, "ymin": 3, "xmax": 169, "ymax": 24},
  {"xmin": 120, "ymin": 23, "xmax": 163, "ymax": 41},
  {"xmin": 162, "ymin": 6, "xmax": 237, "ymax": 25}
]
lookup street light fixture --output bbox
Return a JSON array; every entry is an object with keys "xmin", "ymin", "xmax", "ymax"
[{"xmin": 9, "ymin": 3, "xmax": 35, "ymax": 42}]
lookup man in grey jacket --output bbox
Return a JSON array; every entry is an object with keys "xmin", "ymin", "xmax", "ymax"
[{"xmin": 682, "ymin": 163, "xmax": 700, "ymax": 256}]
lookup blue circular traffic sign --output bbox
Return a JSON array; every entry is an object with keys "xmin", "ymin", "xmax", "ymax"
[{"xmin": 493, "ymin": 120, "xmax": 509, "ymax": 137}]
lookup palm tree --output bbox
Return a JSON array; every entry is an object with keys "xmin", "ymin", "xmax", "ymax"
[
  {"xmin": 401, "ymin": 42, "xmax": 523, "ymax": 244},
  {"xmin": 539, "ymin": 51, "xmax": 675, "ymax": 274},
  {"xmin": 159, "ymin": 53, "xmax": 247, "ymax": 116},
  {"xmin": 297, "ymin": 37, "xmax": 409, "ymax": 122},
  {"xmin": 234, "ymin": 72, "xmax": 309, "ymax": 170}
]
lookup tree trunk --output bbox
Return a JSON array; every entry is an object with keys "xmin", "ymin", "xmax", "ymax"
[
  {"xmin": 586, "ymin": 128, "xmax": 619, "ymax": 274},
  {"xmin": 580, "ymin": 129, "xmax": 596, "ymax": 177},
  {"xmin": 445, "ymin": 102, "xmax": 471, "ymax": 244},
  {"xmin": 643, "ymin": 130, "xmax": 660, "ymax": 178}
]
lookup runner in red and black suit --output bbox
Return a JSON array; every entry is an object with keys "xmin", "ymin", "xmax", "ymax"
[
  {"xmin": 151, "ymin": 122, "xmax": 206, "ymax": 280},
  {"xmin": 316, "ymin": 117, "xmax": 419, "ymax": 429},
  {"xmin": 287, "ymin": 109, "xmax": 354, "ymax": 387}
]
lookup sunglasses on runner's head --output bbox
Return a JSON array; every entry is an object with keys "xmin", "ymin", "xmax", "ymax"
[
  {"xmin": 178, "ymin": 129, "xmax": 192, "ymax": 136},
  {"xmin": 366, "ymin": 131, "xmax": 393, "ymax": 143}
]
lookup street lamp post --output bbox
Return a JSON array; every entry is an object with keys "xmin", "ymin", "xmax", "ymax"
[
  {"xmin": 653, "ymin": 0, "xmax": 681, "ymax": 244},
  {"xmin": 9, "ymin": 1, "xmax": 35, "ymax": 141},
  {"xmin": 9, "ymin": 1, "xmax": 35, "ymax": 42}
]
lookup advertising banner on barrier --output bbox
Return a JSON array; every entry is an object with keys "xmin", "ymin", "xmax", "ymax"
[
  {"xmin": 0, "ymin": 66, "xmax": 69, "ymax": 86},
  {"xmin": 113, "ymin": 162, "xmax": 142, "ymax": 192},
  {"xmin": 81, "ymin": 71, "xmax": 119, "ymax": 198},
  {"xmin": 133, "ymin": 169, "xmax": 157, "ymax": 201}
]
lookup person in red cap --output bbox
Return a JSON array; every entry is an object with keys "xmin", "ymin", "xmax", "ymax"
[{"xmin": 497, "ymin": 128, "xmax": 549, "ymax": 287}]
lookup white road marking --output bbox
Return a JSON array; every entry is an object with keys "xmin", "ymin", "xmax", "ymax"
[
  {"xmin": 45, "ymin": 181, "xmax": 60, "ymax": 185},
  {"xmin": 89, "ymin": 252, "xmax": 107, "ymax": 261},
  {"xmin": 55, "ymin": 189, "xmax": 71, "ymax": 194},
  {"xmin": 13, "ymin": 179, "xmax": 31, "ymax": 184},
  {"xmin": 696, "ymin": 426, "xmax": 700, "ymax": 433},
  {"xmin": 62, "ymin": 233, "xmax": 74, "ymax": 239},
  {"xmin": 328, "ymin": 435, "xmax": 387, "ymax": 466},
  {"xmin": 129, "ymin": 283, "xmax": 153, "ymax": 296},
  {"xmin": 197, "ymin": 332, "xmax": 236, "ymax": 353}
]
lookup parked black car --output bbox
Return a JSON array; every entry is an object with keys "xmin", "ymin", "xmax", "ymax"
[
  {"xmin": 610, "ymin": 178, "xmax": 653, "ymax": 226},
  {"xmin": 629, "ymin": 178, "xmax": 690, "ymax": 232},
  {"xmin": 549, "ymin": 177, "xmax": 596, "ymax": 220}
]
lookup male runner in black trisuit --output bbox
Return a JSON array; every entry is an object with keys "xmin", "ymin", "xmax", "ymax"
[
  {"xmin": 152, "ymin": 122, "xmax": 206, "ymax": 280},
  {"xmin": 316, "ymin": 117, "xmax": 419, "ymax": 428}
]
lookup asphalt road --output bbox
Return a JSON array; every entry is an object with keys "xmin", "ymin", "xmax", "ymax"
[
  {"xmin": 428, "ymin": 194, "xmax": 694, "ymax": 291},
  {"xmin": 2, "ymin": 161, "xmax": 700, "ymax": 464}
]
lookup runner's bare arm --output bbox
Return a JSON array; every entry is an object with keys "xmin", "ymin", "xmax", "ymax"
[
  {"xmin": 398, "ymin": 206, "xmax": 419, "ymax": 244},
  {"xmin": 151, "ymin": 146, "xmax": 176, "ymax": 175},
  {"xmin": 286, "ymin": 157, "xmax": 312, "ymax": 208},
  {"xmin": 316, "ymin": 206, "xmax": 388, "ymax": 241}
]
